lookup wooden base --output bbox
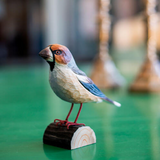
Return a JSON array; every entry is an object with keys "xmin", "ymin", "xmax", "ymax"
[
  {"xmin": 90, "ymin": 55, "xmax": 125, "ymax": 89},
  {"xmin": 43, "ymin": 122, "xmax": 96, "ymax": 150},
  {"xmin": 129, "ymin": 59, "xmax": 160, "ymax": 93}
]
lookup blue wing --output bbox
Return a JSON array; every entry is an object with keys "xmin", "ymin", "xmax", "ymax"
[
  {"xmin": 67, "ymin": 56, "xmax": 120, "ymax": 106},
  {"xmin": 79, "ymin": 79, "xmax": 115, "ymax": 104},
  {"xmin": 67, "ymin": 57, "xmax": 105, "ymax": 98},
  {"xmin": 79, "ymin": 80, "xmax": 106, "ymax": 99}
]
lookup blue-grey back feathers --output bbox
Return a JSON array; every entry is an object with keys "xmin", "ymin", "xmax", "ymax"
[
  {"xmin": 67, "ymin": 56, "xmax": 121, "ymax": 107},
  {"xmin": 67, "ymin": 57, "xmax": 87, "ymax": 76}
]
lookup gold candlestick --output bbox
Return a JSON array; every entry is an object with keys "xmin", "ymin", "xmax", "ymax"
[
  {"xmin": 90, "ymin": 0, "xmax": 124, "ymax": 89},
  {"xmin": 129, "ymin": 0, "xmax": 160, "ymax": 93}
]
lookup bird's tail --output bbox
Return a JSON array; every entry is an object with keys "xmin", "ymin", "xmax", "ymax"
[{"xmin": 102, "ymin": 97, "xmax": 121, "ymax": 107}]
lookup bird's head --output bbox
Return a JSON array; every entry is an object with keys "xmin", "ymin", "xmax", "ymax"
[{"xmin": 39, "ymin": 44, "xmax": 72, "ymax": 70}]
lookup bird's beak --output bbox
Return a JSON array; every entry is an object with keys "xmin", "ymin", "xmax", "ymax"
[{"xmin": 39, "ymin": 47, "xmax": 53, "ymax": 62}]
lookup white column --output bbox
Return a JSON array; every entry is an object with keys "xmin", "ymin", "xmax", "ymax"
[{"xmin": 42, "ymin": 0, "xmax": 68, "ymax": 46}]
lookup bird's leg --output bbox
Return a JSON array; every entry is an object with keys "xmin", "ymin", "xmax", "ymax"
[
  {"xmin": 54, "ymin": 103, "xmax": 74, "ymax": 126},
  {"xmin": 66, "ymin": 103, "xmax": 85, "ymax": 129},
  {"xmin": 74, "ymin": 103, "xmax": 83, "ymax": 123},
  {"xmin": 65, "ymin": 103, "xmax": 74, "ymax": 121}
]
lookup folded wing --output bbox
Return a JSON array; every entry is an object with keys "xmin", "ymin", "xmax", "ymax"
[
  {"xmin": 76, "ymin": 74, "xmax": 121, "ymax": 107},
  {"xmin": 67, "ymin": 57, "xmax": 121, "ymax": 107}
]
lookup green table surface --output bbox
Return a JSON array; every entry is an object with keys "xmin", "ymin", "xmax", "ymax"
[{"xmin": 0, "ymin": 63, "xmax": 160, "ymax": 160}]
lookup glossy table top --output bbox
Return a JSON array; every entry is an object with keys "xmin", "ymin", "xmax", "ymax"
[{"xmin": 0, "ymin": 64, "xmax": 160, "ymax": 160}]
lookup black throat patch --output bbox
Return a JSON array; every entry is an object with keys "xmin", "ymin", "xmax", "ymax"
[{"xmin": 47, "ymin": 57, "xmax": 55, "ymax": 71}]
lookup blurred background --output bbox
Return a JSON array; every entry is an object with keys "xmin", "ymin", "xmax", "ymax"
[
  {"xmin": 0, "ymin": 0, "xmax": 159, "ymax": 66},
  {"xmin": 1, "ymin": 1, "xmax": 160, "ymax": 160}
]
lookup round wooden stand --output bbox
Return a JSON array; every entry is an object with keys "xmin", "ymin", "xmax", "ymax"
[{"xmin": 43, "ymin": 122, "xmax": 96, "ymax": 150}]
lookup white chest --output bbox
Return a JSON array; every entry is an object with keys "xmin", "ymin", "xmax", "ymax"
[
  {"xmin": 49, "ymin": 63, "xmax": 101, "ymax": 103},
  {"xmin": 49, "ymin": 64, "xmax": 76, "ymax": 92}
]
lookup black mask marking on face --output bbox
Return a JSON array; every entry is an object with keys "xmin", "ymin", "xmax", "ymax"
[
  {"xmin": 47, "ymin": 46, "xmax": 55, "ymax": 71},
  {"xmin": 47, "ymin": 60, "xmax": 55, "ymax": 71}
]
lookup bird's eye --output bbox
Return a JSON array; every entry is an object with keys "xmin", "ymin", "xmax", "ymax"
[{"xmin": 55, "ymin": 50, "xmax": 61, "ymax": 55}]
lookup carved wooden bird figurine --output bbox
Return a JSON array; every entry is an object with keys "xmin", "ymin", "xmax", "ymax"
[{"xmin": 39, "ymin": 44, "xmax": 121, "ymax": 129}]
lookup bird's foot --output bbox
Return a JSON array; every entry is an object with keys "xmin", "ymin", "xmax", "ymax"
[
  {"xmin": 65, "ymin": 122, "xmax": 85, "ymax": 129},
  {"xmin": 54, "ymin": 119, "xmax": 68, "ymax": 126},
  {"xmin": 54, "ymin": 119, "xmax": 85, "ymax": 129}
]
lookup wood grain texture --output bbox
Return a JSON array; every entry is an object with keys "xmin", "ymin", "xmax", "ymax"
[{"xmin": 43, "ymin": 122, "xmax": 96, "ymax": 150}]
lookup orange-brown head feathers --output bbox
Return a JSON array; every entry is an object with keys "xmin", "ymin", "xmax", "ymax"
[
  {"xmin": 50, "ymin": 44, "xmax": 72, "ymax": 65},
  {"xmin": 39, "ymin": 44, "xmax": 73, "ymax": 71}
]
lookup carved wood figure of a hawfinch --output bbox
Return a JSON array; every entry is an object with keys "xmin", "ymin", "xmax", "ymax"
[{"xmin": 39, "ymin": 44, "xmax": 121, "ymax": 129}]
